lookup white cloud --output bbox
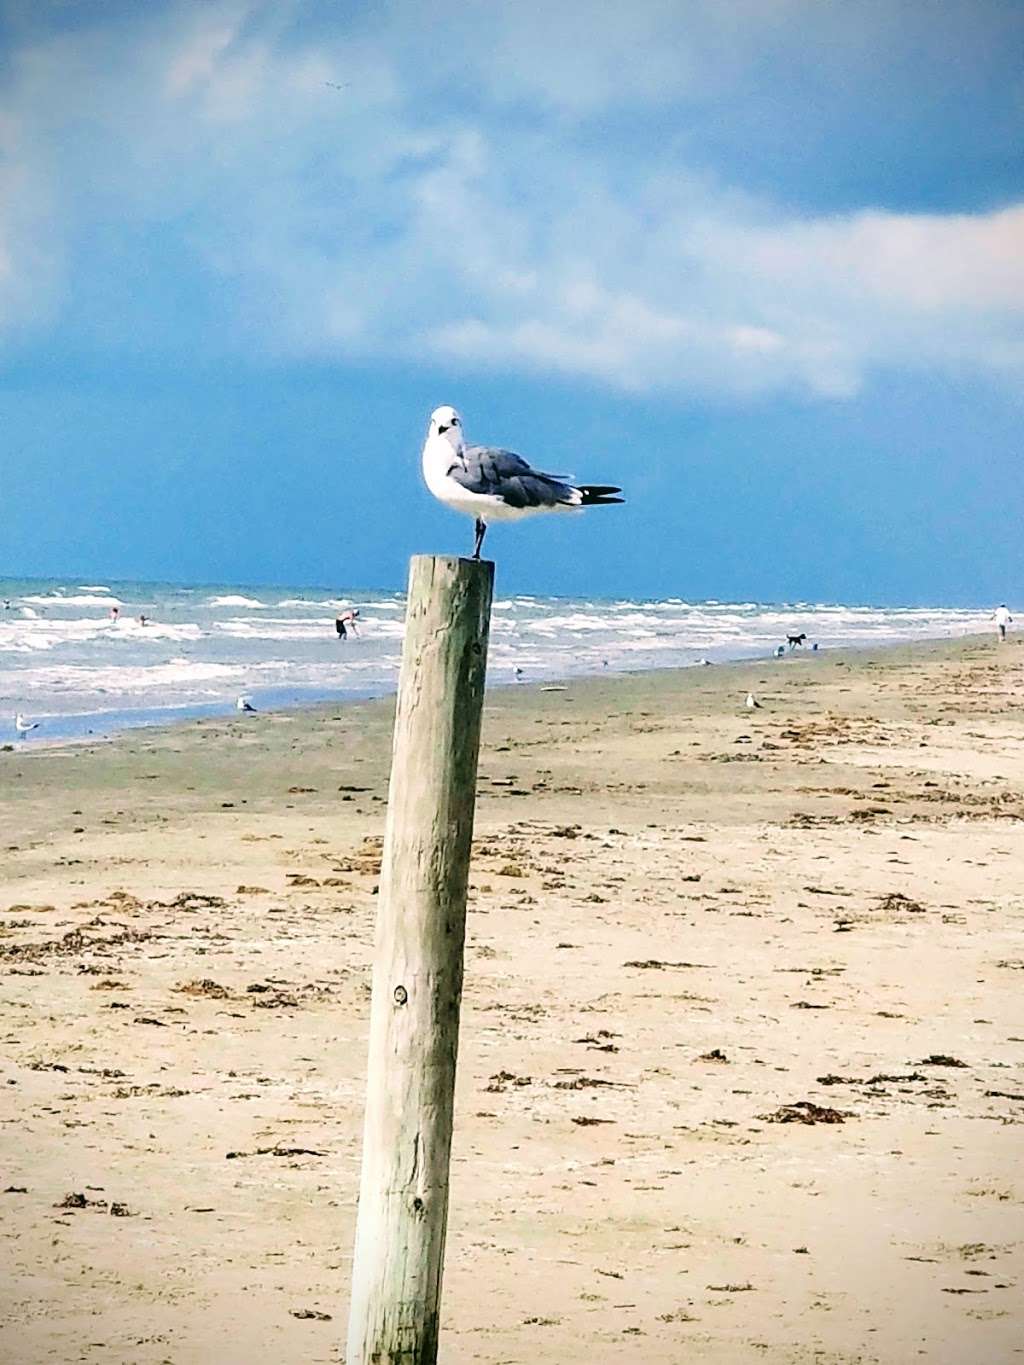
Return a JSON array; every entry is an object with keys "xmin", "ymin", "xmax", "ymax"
[
  {"xmin": 0, "ymin": 1, "xmax": 1022, "ymax": 400},
  {"xmin": 712, "ymin": 205, "xmax": 1024, "ymax": 314},
  {"xmin": 399, "ymin": 146, "xmax": 1024, "ymax": 397}
]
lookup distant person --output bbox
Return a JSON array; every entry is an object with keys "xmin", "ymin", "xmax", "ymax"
[
  {"xmin": 138, "ymin": 614, "xmax": 148, "ymax": 627},
  {"xmin": 335, "ymin": 608, "xmax": 360, "ymax": 640},
  {"xmin": 110, "ymin": 605, "xmax": 120, "ymax": 624},
  {"xmin": 993, "ymin": 604, "xmax": 1013, "ymax": 641},
  {"xmin": 774, "ymin": 645, "xmax": 785, "ymax": 658}
]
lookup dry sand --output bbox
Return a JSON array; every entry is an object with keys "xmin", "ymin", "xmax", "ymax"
[{"xmin": 1, "ymin": 635, "xmax": 1022, "ymax": 1364}]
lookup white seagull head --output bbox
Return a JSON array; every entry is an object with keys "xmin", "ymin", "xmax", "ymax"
[{"xmin": 428, "ymin": 405, "xmax": 464, "ymax": 450}]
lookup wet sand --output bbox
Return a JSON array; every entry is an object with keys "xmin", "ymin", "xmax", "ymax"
[{"xmin": 1, "ymin": 635, "xmax": 1022, "ymax": 1363}]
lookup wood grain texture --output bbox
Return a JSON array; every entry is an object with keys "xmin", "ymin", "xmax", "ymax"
[{"xmin": 346, "ymin": 555, "xmax": 494, "ymax": 1364}]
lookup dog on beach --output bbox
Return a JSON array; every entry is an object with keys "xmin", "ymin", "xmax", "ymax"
[{"xmin": 786, "ymin": 633, "xmax": 807, "ymax": 648}]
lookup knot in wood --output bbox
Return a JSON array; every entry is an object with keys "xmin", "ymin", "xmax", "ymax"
[{"xmin": 393, "ymin": 984, "xmax": 408, "ymax": 1006}]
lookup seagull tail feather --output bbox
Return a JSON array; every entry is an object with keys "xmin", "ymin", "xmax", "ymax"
[{"xmin": 578, "ymin": 485, "xmax": 624, "ymax": 505}]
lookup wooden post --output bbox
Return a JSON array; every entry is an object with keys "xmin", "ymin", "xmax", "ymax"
[{"xmin": 346, "ymin": 554, "xmax": 494, "ymax": 1364}]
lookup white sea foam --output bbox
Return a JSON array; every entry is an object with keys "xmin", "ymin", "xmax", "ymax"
[
  {"xmin": 6, "ymin": 660, "xmax": 244, "ymax": 693},
  {"xmin": 212, "ymin": 615, "xmax": 404, "ymax": 642},
  {"xmin": 277, "ymin": 598, "xmax": 342, "ymax": 609},
  {"xmin": 117, "ymin": 622, "xmax": 202, "ymax": 640},
  {"xmin": 206, "ymin": 595, "xmax": 268, "ymax": 609},
  {"xmin": 0, "ymin": 618, "xmax": 202, "ymax": 653},
  {"xmin": 21, "ymin": 593, "xmax": 124, "ymax": 607},
  {"xmin": 213, "ymin": 618, "xmax": 323, "ymax": 637}
]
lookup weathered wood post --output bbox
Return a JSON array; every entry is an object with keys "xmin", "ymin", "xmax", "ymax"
[{"xmin": 346, "ymin": 554, "xmax": 494, "ymax": 1364}]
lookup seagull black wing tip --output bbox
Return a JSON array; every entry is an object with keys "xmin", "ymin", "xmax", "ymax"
[{"xmin": 579, "ymin": 484, "xmax": 624, "ymax": 506}]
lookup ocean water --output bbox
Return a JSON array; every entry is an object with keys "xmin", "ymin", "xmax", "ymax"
[{"xmin": 0, "ymin": 577, "xmax": 994, "ymax": 743}]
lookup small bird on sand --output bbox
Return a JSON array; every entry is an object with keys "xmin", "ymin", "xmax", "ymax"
[
  {"xmin": 236, "ymin": 696, "xmax": 257, "ymax": 713},
  {"xmin": 15, "ymin": 713, "xmax": 39, "ymax": 737},
  {"xmin": 421, "ymin": 405, "xmax": 623, "ymax": 559},
  {"xmin": 745, "ymin": 692, "xmax": 762, "ymax": 710}
]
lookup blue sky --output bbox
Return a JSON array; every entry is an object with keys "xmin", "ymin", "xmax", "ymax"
[{"xmin": 1, "ymin": 0, "xmax": 1022, "ymax": 604}]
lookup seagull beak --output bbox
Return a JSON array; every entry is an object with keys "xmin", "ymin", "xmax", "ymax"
[{"xmin": 437, "ymin": 423, "xmax": 450, "ymax": 434}]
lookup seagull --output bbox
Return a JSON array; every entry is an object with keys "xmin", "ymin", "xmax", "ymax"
[
  {"xmin": 745, "ymin": 692, "xmax": 762, "ymax": 710},
  {"xmin": 236, "ymin": 696, "xmax": 257, "ymax": 713},
  {"xmin": 15, "ymin": 713, "xmax": 39, "ymax": 737},
  {"xmin": 421, "ymin": 405, "xmax": 623, "ymax": 559}
]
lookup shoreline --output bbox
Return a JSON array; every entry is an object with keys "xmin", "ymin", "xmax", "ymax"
[
  {"xmin": 5, "ymin": 627, "xmax": 1003, "ymax": 754},
  {"xmin": 2, "ymin": 628, "xmax": 1022, "ymax": 1363}
]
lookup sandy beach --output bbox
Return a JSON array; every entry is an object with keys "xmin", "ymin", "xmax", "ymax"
[{"xmin": 1, "ymin": 634, "xmax": 1022, "ymax": 1364}]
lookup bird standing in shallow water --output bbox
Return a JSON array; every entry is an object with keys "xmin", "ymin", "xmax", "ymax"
[
  {"xmin": 15, "ymin": 713, "xmax": 39, "ymax": 737},
  {"xmin": 421, "ymin": 405, "xmax": 623, "ymax": 560}
]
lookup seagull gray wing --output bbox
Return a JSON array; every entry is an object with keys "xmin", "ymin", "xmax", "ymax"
[{"xmin": 449, "ymin": 446, "xmax": 576, "ymax": 509}]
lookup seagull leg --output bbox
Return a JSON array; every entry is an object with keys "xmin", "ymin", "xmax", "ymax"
[{"xmin": 472, "ymin": 518, "xmax": 487, "ymax": 560}]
